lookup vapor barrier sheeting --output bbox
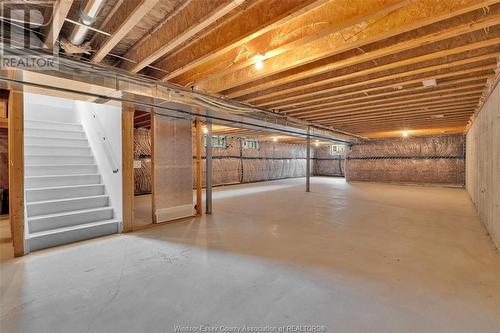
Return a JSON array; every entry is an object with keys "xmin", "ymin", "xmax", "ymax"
[
  {"xmin": 134, "ymin": 129, "xmax": 347, "ymax": 194},
  {"xmin": 134, "ymin": 128, "xmax": 152, "ymax": 194},
  {"xmin": 345, "ymin": 134, "xmax": 465, "ymax": 185},
  {"xmin": 314, "ymin": 145, "xmax": 345, "ymax": 177}
]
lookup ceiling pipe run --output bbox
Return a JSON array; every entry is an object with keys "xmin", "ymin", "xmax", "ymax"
[{"xmin": 68, "ymin": 0, "xmax": 106, "ymax": 46}]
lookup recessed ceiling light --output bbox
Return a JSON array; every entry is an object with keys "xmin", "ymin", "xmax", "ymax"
[
  {"xmin": 431, "ymin": 114, "xmax": 445, "ymax": 118},
  {"xmin": 401, "ymin": 130, "xmax": 409, "ymax": 137},
  {"xmin": 272, "ymin": 136, "xmax": 278, "ymax": 142},
  {"xmin": 422, "ymin": 79, "xmax": 437, "ymax": 87}
]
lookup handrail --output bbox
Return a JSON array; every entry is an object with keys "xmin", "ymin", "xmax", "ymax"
[{"xmin": 90, "ymin": 111, "xmax": 120, "ymax": 173}]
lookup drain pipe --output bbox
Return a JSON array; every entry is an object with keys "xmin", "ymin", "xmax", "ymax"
[{"xmin": 68, "ymin": 0, "xmax": 106, "ymax": 46}]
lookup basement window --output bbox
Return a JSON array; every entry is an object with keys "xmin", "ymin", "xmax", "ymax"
[
  {"xmin": 329, "ymin": 144, "xmax": 346, "ymax": 155},
  {"xmin": 205, "ymin": 135, "xmax": 227, "ymax": 148},
  {"xmin": 242, "ymin": 139, "xmax": 260, "ymax": 150}
]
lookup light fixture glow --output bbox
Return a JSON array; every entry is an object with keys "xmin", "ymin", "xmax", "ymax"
[
  {"xmin": 401, "ymin": 130, "xmax": 409, "ymax": 137},
  {"xmin": 315, "ymin": 140, "xmax": 320, "ymax": 147},
  {"xmin": 422, "ymin": 79, "xmax": 437, "ymax": 87},
  {"xmin": 255, "ymin": 54, "xmax": 265, "ymax": 70},
  {"xmin": 272, "ymin": 136, "xmax": 278, "ymax": 142},
  {"xmin": 203, "ymin": 127, "xmax": 208, "ymax": 134}
]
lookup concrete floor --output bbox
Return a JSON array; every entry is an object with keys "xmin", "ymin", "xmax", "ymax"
[
  {"xmin": 133, "ymin": 194, "xmax": 152, "ymax": 229},
  {"xmin": 1, "ymin": 177, "xmax": 500, "ymax": 333}
]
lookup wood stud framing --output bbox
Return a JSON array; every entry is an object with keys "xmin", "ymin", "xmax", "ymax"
[
  {"xmin": 43, "ymin": 0, "xmax": 500, "ymax": 137},
  {"xmin": 7, "ymin": 75, "xmax": 25, "ymax": 257}
]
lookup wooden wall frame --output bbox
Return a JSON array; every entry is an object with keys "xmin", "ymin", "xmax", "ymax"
[
  {"xmin": 121, "ymin": 101, "xmax": 135, "ymax": 232},
  {"xmin": 194, "ymin": 117, "xmax": 203, "ymax": 216},
  {"xmin": 7, "ymin": 73, "xmax": 25, "ymax": 256}
]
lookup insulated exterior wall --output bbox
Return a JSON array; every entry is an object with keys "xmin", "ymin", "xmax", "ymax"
[
  {"xmin": 152, "ymin": 116, "xmax": 193, "ymax": 222},
  {"xmin": 466, "ymin": 81, "xmax": 500, "ymax": 251},
  {"xmin": 345, "ymin": 135, "xmax": 465, "ymax": 185},
  {"xmin": 134, "ymin": 128, "xmax": 151, "ymax": 194},
  {"xmin": 314, "ymin": 145, "xmax": 345, "ymax": 177}
]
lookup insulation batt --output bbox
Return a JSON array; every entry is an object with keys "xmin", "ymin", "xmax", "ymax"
[
  {"xmin": 134, "ymin": 129, "xmax": 348, "ymax": 194},
  {"xmin": 345, "ymin": 134, "xmax": 465, "ymax": 185}
]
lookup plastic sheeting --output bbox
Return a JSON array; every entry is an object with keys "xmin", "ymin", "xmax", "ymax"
[
  {"xmin": 134, "ymin": 127, "xmax": 151, "ymax": 158},
  {"xmin": 135, "ymin": 158, "xmax": 151, "ymax": 194},
  {"xmin": 313, "ymin": 145, "xmax": 345, "ymax": 177},
  {"xmin": 348, "ymin": 135, "xmax": 464, "ymax": 158},
  {"xmin": 346, "ymin": 134, "xmax": 465, "ymax": 185}
]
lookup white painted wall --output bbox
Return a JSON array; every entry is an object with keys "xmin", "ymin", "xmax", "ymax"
[
  {"xmin": 24, "ymin": 92, "xmax": 123, "ymax": 227},
  {"xmin": 76, "ymin": 101, "xmax": 123, "ymax": 224},
  {"xmin": 466, "ymin": 81, "xmax": 500, "ymax": 251},
  {"xmin": 24, "ymin": 92, "xmax": 78, "ymax": 123}
]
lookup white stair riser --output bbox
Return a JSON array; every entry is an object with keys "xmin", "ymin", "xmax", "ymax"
[
  {"xmin": 26, "ymin": 184, "xmax": 105, "ymax": 202},
  {"xmin": 25, "ymin": 155, "xmax": 94, "ymax": 165},
  {"xmin": 25, "ymin": 146, "xmax": 91, "ymax": 156},
  {"xmin": 26, "ymin": 165, "xmax": 98, "ymax": 176},
  {"xmin": 29, "ymin": 221, "xmax": 119, "ymax": 251},
  {"xmin": 25, "ymin": 136, "xmax": 89, "ymax": 147},
  {"xmin": 25, "ymin": 120, "xmax": 83, "ymax": 131},
  {"xmin": 25, "ymin": 174, "xmax": 101, "ymax": 189},
  {"xmin": 28, "ymin": 208, "xmax": 114, "ymax": 232},
  {"xmin": 25, "ymin": 128, "xmax": 86, "ymax": 139},
  {"xmin": 27, "ymin": 196, "xmax": 109, "ymax": 216}
]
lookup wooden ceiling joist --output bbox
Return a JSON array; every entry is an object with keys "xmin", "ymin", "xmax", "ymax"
[
  {"xmin": 302, "ymin": 97, "xmax": 481, "ymax": 121},
  {"xmin": 315, "ymin": 100, "xmax": 481, "ymax": 122},
  {"xmin": 303, "ymin": 92, "xmax": 482, "ymax": 121},
  {"xmin": 326, "ymin": 109, "xmax": 475, "ymax": 125},
  {"xmin": 286, "ymin": 82, "xmax": 487, "ymax": 116},
  {"xmin": 195, "ymin": 0, "xmax": 500, "ymax": 94},
  {"xmin": 154, "ymin": 0, "xmax": 329, "ymax": 81},
  {"xmin": 241, "ymin": 33, "xmax": 500, "ymax": 103},
  {"xmin": 165, "ymin": 0, "xmax": 409, "ymax": 85},
  {"xmin": 264, "ymin": 62, "xmax": 498, "ymax": 110},
  {"xmin": 332, "ymin": 117, "xmax": 471, "ymax": 131},
  {"xmin": 282, "ymin": 77, "xmax": 488, "ymax": 116},
  {"xmin": 276, "ymin": 72, "xmax": 491, "ymax": 114},
  {"xmin": 121, "ymin": 0, "xmax": 246, "ymax": 73},
  {"xmin": 91, "ymin": 0, "xmax": 160, "ymax": 63},
  {"xmin": 42, "ymin": 0, "xmax": 73, "ymax": 49}
]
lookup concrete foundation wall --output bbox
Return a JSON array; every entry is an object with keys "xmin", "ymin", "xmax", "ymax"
[
  {"xmin": 466, "ymin": 81, "xmax": 500, "ymax": 251},
  {"xmin": 345, "ymin": 135, "xmax": 465, "ymax": 186}
]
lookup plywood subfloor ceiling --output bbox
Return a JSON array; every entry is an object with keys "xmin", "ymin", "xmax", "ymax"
[{"xmin": 55, "ymin": 0, "xmax": 500, "ymax": 137}]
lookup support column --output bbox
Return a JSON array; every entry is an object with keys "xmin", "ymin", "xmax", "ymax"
[
  {"xmin": 121, "ymin": 100, "xmax": 134, "ymax": 232},
  {"xmin": 195, "ymin": 118, "xmax": 203, "ymax": 216},
  {"xmin": 8, "ymin": 84, "xmax": 24, "ymax": 256},
  {"xmin": 306, "ymin": 126, "xmax": 311, "ymax": 192},
  {"xmin": 205, "ymin": 121, "xmax": 213, "ymax": 214}
]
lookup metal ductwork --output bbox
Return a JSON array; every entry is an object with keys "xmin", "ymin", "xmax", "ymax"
[{"xmin": 68, "ymin": 0, "xmax": 106, "ymax": 46}]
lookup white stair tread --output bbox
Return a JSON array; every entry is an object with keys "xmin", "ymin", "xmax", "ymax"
[
  {"xmin": 29, "ymin": 219, "xmax": 119, "ymax": 238},
  {"xmin": 27, "ymin": 194, "xmax": 109, "ymax": 206},
  {"xmin": 25, "ymin": 164, "xmax": 97, "ymax": 168},
  {"xmin": 27, "ymin": 206, "xmax": 112, "ymax": 221},
  {"xmin": 25, "ymin": 173, "xmax": 100, "ymax": 179},
  {"xmin": 26, "ymin": 119, "xmax": 82, "ymax": 126},
  {"xmin": 25, "ymin": 127, "xmax": 84, "ymax": 133},
  {"xmin": 25, "ymin": 183, "xmax": 103, "ymax": 192},
  {"xmin": 25, "ymin": 144, "xmax": 90, "ymax": 149},
  {"xmin": 25, "ymin": 135, "xmax": 87, "ymax": 141}
]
